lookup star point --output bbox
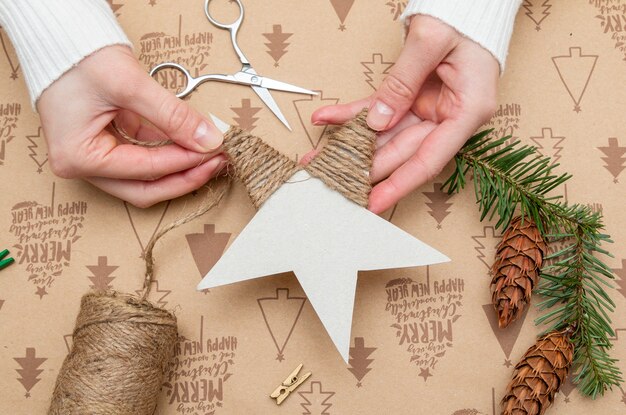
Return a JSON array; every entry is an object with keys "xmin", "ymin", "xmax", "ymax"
[{"xmin": 198, "ymin": 126, "xmax": 449, "ymax": 363}]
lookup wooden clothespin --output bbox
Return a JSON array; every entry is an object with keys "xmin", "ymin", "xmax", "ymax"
[{"xmin": 270, "ymin": 363, "xmax": 311, "ymax": 405}]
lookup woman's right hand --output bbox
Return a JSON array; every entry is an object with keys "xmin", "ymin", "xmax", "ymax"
[{"xmin": 37, "ymin": 45, "xmax": 226, "ymax": 207}]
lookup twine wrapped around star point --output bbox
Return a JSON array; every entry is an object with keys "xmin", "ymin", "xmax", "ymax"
[{"xmin": 305, "ymin": 109, "xmax": 375, "ymax": 207}]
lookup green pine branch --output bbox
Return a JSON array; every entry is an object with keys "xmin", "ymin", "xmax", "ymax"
[{"xmin": 442, "ymin": 129, "xmax": 622, "ymax": 398}]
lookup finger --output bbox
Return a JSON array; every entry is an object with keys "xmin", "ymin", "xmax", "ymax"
[
  {"xmin": 368, "ymin": 117, "xmax": 476, "ymax": 214},
  {"xmin": 375, "ymin": 111, "xmax": 424, "ymax": 149},
  {"xmin": 85, "ymin": 155, "xmax": 228, "ymax": 208},
  {"xmin": 53, "ymin": 129, "xmax": 222, "ymax": 180},
  {"xmin": 114, "ymin": 74, "xmax": 223, "ymax": 153},
  {"xmin": 311, "ymin": 98, "xmax": 371, "ymax": 125},
  {"xmin": 366, "ymin": 18, "xmax": 456, "ymax": 131},
  {"xmin": 370, "ymin": 120, "xmax": 436, "ymax": 183},
  {"xmin": 299, "ymin": 149, "xmax": 319, "ymax": 166},
  {"xmin": 412, "ymin": 73, "xmax": 444, "ymax": 122},
  {"xmin": 113, "ymin": 110, "xmax": 170, "ymax": 143}
]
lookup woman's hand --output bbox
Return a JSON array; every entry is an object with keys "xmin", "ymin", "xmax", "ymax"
[
  {"xmin": 312, "ymin": 15, "xmax": 499, "ymax": 214},
  {"xmin": 37, "ymin": 45, "xmax": 225, "ymax": 207}
]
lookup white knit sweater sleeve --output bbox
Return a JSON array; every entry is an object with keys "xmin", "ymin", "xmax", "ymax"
[
  {"xmin": 0, "ymin": 0, "xmax": 131, "ymax": 105},
  {"xmin": 401, "ymin": 0, "xmax": 522, "ymax": 71}
]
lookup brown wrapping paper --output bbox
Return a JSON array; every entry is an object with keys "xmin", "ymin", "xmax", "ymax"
[{"xmin": 1, "ymin": 0, "xmax": 625, "ymax": 413}]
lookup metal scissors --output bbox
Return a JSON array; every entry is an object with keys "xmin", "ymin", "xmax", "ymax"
[{"xmin": 150, "ymin": 0, "xmax": 318, "ymax": 130}]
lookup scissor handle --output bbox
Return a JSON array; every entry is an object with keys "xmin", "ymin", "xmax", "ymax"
[
  {"xmin": 204, "ymin": 0, "xmax": 250, "ymax": 65},
  {"xmin": 149, "ymin": 62, "xmax": 198, "ymax": 98}
]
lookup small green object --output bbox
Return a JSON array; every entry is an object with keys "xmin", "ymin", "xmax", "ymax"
[{"xmin": 0, "ymin": 249, "xmax": 14, "ymax": 270}]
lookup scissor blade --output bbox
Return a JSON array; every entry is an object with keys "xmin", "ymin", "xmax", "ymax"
[
  {"xmin": 251, "ymin": 85, "xmax": 292, "ymax": 131},
  {"xmin": 258, "ymin": 77, "xmax": 319, "ymax": 96}
]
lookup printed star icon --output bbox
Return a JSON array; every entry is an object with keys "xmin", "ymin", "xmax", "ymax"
[
  {"xmin": 199, "ymin": 115, "xmax": 449, "ymax": 362},
  {"xmin": 418, "ymin": 368, "xmax": 432, "ymax": 381},
  {"xmin": 35, "ymin": 286, "xmax": 48, "ymax": 299}
]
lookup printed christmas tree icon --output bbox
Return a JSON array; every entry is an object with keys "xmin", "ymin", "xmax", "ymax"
[
  {"xmin": 559, "ymin": 376, "xmax": 577, "ymax": 403},
  {"xmin": 0, "ymin": 30, "xmax": 20, "ymax": 79},
  {"xmin": 552, "ymin": 47, "xmax": 598, "ymax": 112},
  {"xmin": 134, "ymin": 280, "xmax": 171, "ymax": 308},
  {"xmin": 257, "ymin": 288, "xmax": 306, "ymax": 361},
  {"xmin": 298, "ymin": 381, "xmax": 335, "ymax": 415},
  {"xmin": 612, "ymin": 259, "xmax": 626, "ymax": 299},
  {"xmin": 185, "ymin": 224, "xmax": 231, "ymax": 276},
  {"xmin": 14, "ymin": 348, "xmax": 46, "ymax": 398},
  {"xmin": 329, "ymin": 0, "xmax": 356, "ymax": 31},
  {"xmin": 263, "ymin": 25, "xmax": 293, "ymax": 67},
  {"xmin": 231, "ymin": 99, "xmax": 262, "ymax": 132},
  {"xmin": 482, "ymin": 304, "xmax": 528, "ymax": 367},
  {"xmin": 597, "ymin": 137, "xmax": 626, "ymax": 183},
  {"xmin": 123, "ymin": 200, "xmax": 171, "ymax": 258},
  {"xmin": 361, "ymin": 53, "xmax": 394, "ymax": 91},
  {"xmin": 86, "ymin": 256, "xmax": 117, "ymax": 291},
  {"xmin": 522, "ymin": 0, "xmax": 551, "ymax": 31},
  {"xmin": 472, "ymin": 226, "xmax": 502, "ymax": 270},
  {"xmin": 530, "ymin": 128, "xmax": 565, "ymax": 164},
  {"xmin": 26, "ymin": 127, "xmax": 48, "ymax": 173},
  {"xmin": 423, "ymin": 182, "xmax": 454, "ymax": 229},
  {"xmin": 106, "ymin": 0, "xmax": 123, "ymax": 16},
  {"xmin": 347, "ymin": 337, "xmax": 376, "ymax": 387},
  {"xmin": 293, "ymin": 91, "xmax": 339, "ymax": 148}
]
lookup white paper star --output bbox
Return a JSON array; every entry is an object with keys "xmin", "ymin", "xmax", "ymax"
[{"xmin": 198, "ymin": 116, "xmax": 449, "ymax": 362}]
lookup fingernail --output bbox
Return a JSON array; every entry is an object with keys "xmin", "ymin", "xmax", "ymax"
[
  {"xmin": 194, "ymin": 121, "xmax": 223, "ymax": 151},
  {"xmin": 367, "ymin": 101, "xmax": 395, "ymax": 131}
]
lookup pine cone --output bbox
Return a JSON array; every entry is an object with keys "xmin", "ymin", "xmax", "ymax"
[
  {"xmin": 501, "ymin": 328, "xmax": 574, "ymax": 415},
  {"xmin": 491, "ymin": 216, "xmax": 547, "ymax": 328}
]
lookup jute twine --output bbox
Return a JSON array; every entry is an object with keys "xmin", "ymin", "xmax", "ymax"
[
  {"xmin": 305, "ymin": 109, "xmax": 375, "ymax": 207},
  {"xmin": 49, "ymin": 109, "xmax": 375, "ymax": 414},
  {"xmin": 222, "ymin": 127, "xmax": 299, "ymax": 209},
  {"xmin": 48, "ymin": 292, "xmax": 178, "ymax": 414}
]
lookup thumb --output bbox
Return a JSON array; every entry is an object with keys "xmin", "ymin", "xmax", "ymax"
[
  {"xmin": 120, "ymin": 75, "xmax": 223, "ymax": 152},
  {"xmin": 367, "ymin": 19, "xmax": 455, "ymax": 131}
]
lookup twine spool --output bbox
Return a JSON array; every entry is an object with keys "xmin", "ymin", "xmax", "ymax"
[{"xmin": 48, "ymin": 291, "xmax": 178, "ymax": 414}]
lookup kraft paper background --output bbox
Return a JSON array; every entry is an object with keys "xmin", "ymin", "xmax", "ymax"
[{"xmin": 1, "ymin": 1, "xmax": 625, "ymax": 414}]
